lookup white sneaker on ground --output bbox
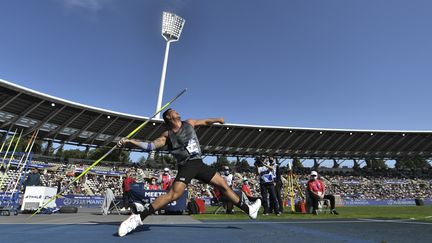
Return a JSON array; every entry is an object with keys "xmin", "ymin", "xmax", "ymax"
[
  {"xmin": 118, "ymin": 213, "xmax": 143, "ymax": 237},
  {"xmin": 248, "ymin": 199, "xmax": 261, "ymax": 220}
]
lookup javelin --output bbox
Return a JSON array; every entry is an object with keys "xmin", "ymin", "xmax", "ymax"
[
  {"xmin": 0, "ymin": 129, "xmax": 22, "ymax": 189},
  {"xmin": 29, "ymin": 88, "xmax": 188, "ymax": 218},
  {"xmin": 7, "ymin": 130, "xmax": 38, "ymax": 207},
  {"xmin": 0, "ymin": 129, "xmax": 18, "ymax": 170}
]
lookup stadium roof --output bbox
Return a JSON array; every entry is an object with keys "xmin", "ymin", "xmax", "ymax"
[{"xmin": 1, "ymin": 78, "xmax": 432, "ymax": 160}]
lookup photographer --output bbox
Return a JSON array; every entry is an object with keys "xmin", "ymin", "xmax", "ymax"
[
  {"xmin": 273, "ymin": 158, "xmax": 284, "ymax": 213},
  {"xmin": 255, "ymin": 157, "xmax": 280, "ymax": 216}
]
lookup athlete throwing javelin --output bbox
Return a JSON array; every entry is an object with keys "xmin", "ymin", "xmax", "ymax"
[{"xmin": 117, "ymin": 108, "xmax": 261, "ymax": 237}]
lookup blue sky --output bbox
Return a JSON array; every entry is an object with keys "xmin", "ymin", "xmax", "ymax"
[{"xmin": 1, "ymin": 1, "xmax": 431, "ymax": 166}]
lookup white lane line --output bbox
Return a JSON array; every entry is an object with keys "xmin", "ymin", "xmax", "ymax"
[
  {"xmin": 199, "ymin": 220, "xmax": 377, "ymax": 225},
  {"xmin": 358, "ymin": 218, "xmax": 432, "ymax": 225},
  {"xmin": 2, "ymin": 219, "xmax": 431, "ymax": 226}
]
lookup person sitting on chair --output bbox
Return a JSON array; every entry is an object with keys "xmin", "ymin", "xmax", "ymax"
[
  {"xmin": 121, "ymin": 171, "xmax": 136, "ymax": 211},
  {"xmin": 241, "ymin": 177, "xmax": 259, "ymax": 202},
  {"xmin": 306, "ymin": 171, "xmax": 339, "ymax": 215}
]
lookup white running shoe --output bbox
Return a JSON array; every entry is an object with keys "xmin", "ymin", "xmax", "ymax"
[
  {"xmin": 118, "ymin": 213, "xmax": 143, "ymax": 237},
  {"xmin": 248, "ymin": 199, "xmax": 261, "ymax": 220},
  {"xmin": 130, "ymin": 202, "xmax": 145, "ymax": 214}
]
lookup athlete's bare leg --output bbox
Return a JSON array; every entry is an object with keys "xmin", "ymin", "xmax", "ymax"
[
  {"xmin": 150, "ymin": 181, "xmax": 187, "ymax": 210},
  {"xmin": 209, "ymin": 173, "xmax": 241, "ymax": 204}
]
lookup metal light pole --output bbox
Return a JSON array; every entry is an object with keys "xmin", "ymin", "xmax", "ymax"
[{"xmin": 155, "ymin": 12, "xmax": 185, "ymax": 119}]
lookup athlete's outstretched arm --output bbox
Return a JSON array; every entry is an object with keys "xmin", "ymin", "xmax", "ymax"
[
  {"xmin": 117, "ymin": 131, "xmax": 168, "ymax": 151},
  {"xmin": 186, "ymin": 118, "xmax": 225, "ymax": 127}
]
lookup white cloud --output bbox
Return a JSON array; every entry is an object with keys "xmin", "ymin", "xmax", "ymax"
[{"xmin": 59, "ymin": 0, "xmax": 111, "ymax": 11}]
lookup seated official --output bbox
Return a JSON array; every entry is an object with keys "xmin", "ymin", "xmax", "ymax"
[
  {"xmin": 241, "ymin": 177, "xmax": 259, "ymax": 202},
  {"xmin": 306, "ymin": 171, "xmax": 339, "ymax": 215}
]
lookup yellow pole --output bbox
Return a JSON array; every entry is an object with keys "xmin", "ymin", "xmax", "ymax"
[
  {"xmin": 0, "ymin": 129, "xmax": 17, "ymax": 170},
  {"xmin": 0, "ymin": 130, "xmax": 22, "ymax": 188}
]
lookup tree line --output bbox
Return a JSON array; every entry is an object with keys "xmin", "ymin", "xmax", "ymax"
[{"xmin": 1, "ymin": 134, "xmax": 430, "ymax": 171}]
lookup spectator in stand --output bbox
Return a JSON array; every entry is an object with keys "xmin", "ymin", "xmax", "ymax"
[
  {"xmin": 121, "ymin": 171, "xmax": 136, "ymax": 211},
  {"xmin": 24, "ymin": 167, "xmax": 42, "ymax": 190},
  {"xmin": 159, "ymin": 168, "xmax": 173, "ymax": 190},
  {"xmin": 148, "ymin": 177, "xmax": 159, "ymax": 190},
  {"xmin": 307, "ymin": 171, "xmax": 339, "ymax": 215}
]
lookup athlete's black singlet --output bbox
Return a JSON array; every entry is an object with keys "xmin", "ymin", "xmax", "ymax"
[{"xmin": 167, "ymin": 122, "xmax": 202, "ymax": 165}]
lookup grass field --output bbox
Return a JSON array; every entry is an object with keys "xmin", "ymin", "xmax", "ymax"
[{"xmin": 192, "ymin": 205, "xmax": 432, "ymax": 222}]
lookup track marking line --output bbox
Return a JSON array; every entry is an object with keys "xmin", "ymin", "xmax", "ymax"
[{"xmin": 358, "ymin": 218, "xmax": 432, "ymax": 225}]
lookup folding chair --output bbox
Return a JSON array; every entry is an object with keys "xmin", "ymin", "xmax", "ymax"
[
  {"xmin": 317, "ymin": 199, "xmax": 331, "ymax": 214},
  {"xmin": 214, "ymin": 200, "xmax": 226, "ymax": 214},
  {"xmin": 101, "ymin": 188, "xmax": 121, "ymax": 215},
  {"xmin": 213, "ymin": 190, "xmax": 248, "ymax": 214}
]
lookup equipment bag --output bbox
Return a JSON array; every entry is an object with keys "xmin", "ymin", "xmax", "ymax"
[{"xmin": 187, "ymin": 199, "xmax": 199, "ymax": 214}]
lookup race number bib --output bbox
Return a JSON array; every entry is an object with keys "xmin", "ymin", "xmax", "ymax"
[{"xmin": 186, "ymin": 138, "xmax": 200, "ymax": 156}]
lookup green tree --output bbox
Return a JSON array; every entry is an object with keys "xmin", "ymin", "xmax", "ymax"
[
  {"xmin": 154, "ymin": 153, "xmax": 176, "ymax": 170},
  {"xmin": 88, "ymin": 147, "xmax": 130, "ymax": 162},
  {"xmin": 62, "ymin": 149, "xmax": 86, "ymax": 160},
  {"xmin": 54, "ymin": 143, "xmax": 65, "ymax": 158},
  {"xmin": 396, "ymin": 157, "xmax": 431, "ymax": 169},
  {"xmin": 234, "ymin": 159, "xmax": 251, "ymax": 172},
  {"xmin": 365, "ymin": 159, "xmax": 387, "ymax": 170},
  {"xmin": 211, "ymin": 156, "xmax": 230, "ymax": 171},
  {"xmin": 292, "ymin": 158, "xmax": 303, "ymax": 169}
]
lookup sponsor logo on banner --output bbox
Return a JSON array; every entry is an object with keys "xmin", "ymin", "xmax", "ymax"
[
  {"xmin": 21, "ymin": 186, "xmax": 57, "ymax": 210},
  {"xmin": 56, "ymin": 195, "xmax": 104, "ymax": 208},
  {"xmin": 130, "ymin": 183, "xmax": 187, "ymax": 211},
  {"xmin": 342, "ymin": 198, "xmax": 432, "ymax": 206}
]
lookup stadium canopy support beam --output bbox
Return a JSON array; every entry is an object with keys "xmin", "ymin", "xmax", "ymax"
[
  {"xmin": 84, "ymin": 145, "xmax": 90, "ymax": 159},
  {"xmin": 313, "ymin": 158, "xmax": 319, "ymax": 169},
  {"xmin": 332, "ymin": 159, "xmax": 340, "ymax": 168},
  {"xmin": 43, "ymin": 140, "xmax": 53, "ymax": 156},
  {"xmin": 313, "ymin": 158, "xmax": 326, "ymax": 169},
  {"xmin": 353, "ymin": 159, "xmax": 360, "ymax": 169},
  {"xmin": 58, "ymin": 142, "xmax": 65, "ymax": 160}
]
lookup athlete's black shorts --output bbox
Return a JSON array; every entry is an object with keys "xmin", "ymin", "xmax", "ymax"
[{"xmin": 174, "ymin": 159, "xmax": 217, "ymax": 185}]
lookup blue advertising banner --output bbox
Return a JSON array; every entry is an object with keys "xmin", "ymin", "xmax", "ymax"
[
  {"xmin": 1, "ymin": 159, "xmax": 54, "ymax": 169},
  {"xmin": 129, "ymin": 183, "xmax": 188, "ymax": 211},
  {"xmin": 342, "ymin": 199, "xmax": 432, "ymax": 206},
  {"xmin": 0, "ymin": 193, "xmax": 16, "ymax": 207},
  {"xmin": 56, "ymin": 195, "xmax": 105, "ymax": 208},
  {"xmin": 74, "ymin": 168, "xmax": 125, "ymax": 176}
]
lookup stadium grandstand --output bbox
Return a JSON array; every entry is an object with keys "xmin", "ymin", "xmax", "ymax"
[
  {"xmin": 1, "ymin": 78, "xmax": 432, "ymax": 162},
  {"xmin": 1, "ymin": 78, "xmax": 431, "ymax": 203}
]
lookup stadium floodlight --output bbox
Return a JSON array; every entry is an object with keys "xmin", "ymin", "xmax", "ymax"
[
  {"xmin": 155, "ymin": 12, "xmax": 186, "ymax": 119},
  {"xmin": 162, "ymin": 12, "xmax": 185, "ymax": 42}
]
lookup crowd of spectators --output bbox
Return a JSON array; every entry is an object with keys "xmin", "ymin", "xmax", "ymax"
[{"xmin": 1, "ymin": 161, "xmax": 431, "ymax": 201}]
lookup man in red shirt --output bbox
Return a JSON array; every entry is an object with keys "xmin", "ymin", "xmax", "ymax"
[
  {"xmin": 159, "ymin": 168, "xmax": 172, "ymax": 190},
  {"xmin": 307, "ymin": 171, "xmax": 338, "ymax": 215},
  {"xmin": 241, "ymin": 177, "xmax": 259, "ymax": 202},
  {"xmin": 122, "ymin": 171, "xmax": 136, "ymax": 211}
]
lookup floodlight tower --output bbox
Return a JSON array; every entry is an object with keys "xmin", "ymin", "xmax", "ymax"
[{"xmin": 155, "ymin": 11, "xmax": 185, "ymax": 119}]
